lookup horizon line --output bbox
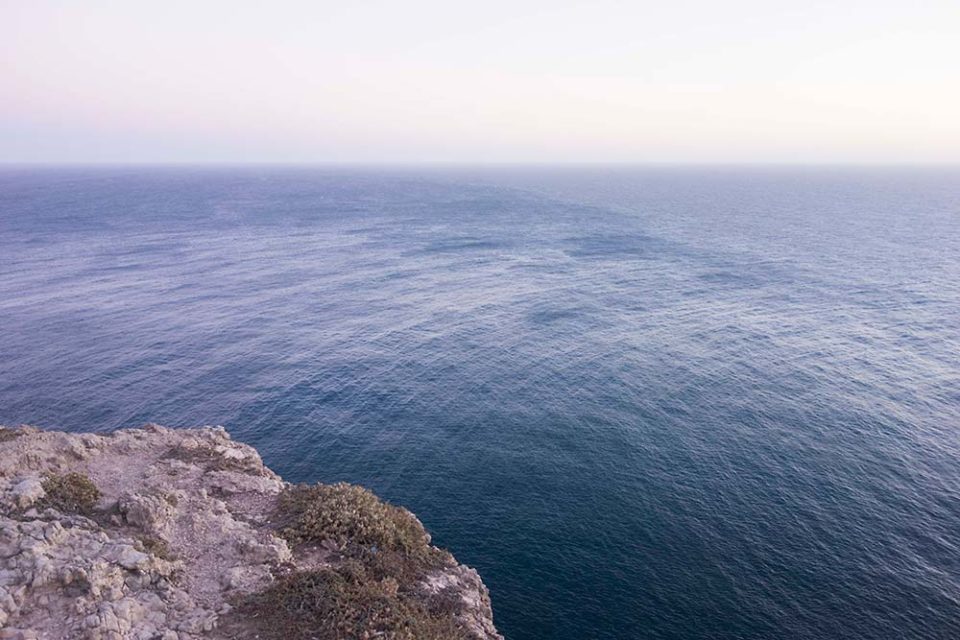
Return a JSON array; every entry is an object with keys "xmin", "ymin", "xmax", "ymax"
[{"xmin": 3, "ymin": 160, "xmax": 960, "ymax": 169}]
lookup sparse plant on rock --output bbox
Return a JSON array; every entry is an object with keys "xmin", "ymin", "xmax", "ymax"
[
  {"xmin": 163, "ymin": 443, "xmax": 258, "ymax": 474},
  {"xmin": 40, "ymin": 472, "xmax": 101, "ymax": 515},
  {"xmin": 137, "ymin": 534, "xmax": 176, "ymax": 560}
]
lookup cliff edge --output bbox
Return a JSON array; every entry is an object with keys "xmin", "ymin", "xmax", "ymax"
[{"xmin": 0, "ymin": 424, "xmax": 503, "ymax": 640}]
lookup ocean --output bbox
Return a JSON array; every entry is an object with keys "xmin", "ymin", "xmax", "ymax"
[{"xmin": 1, "ymin": 166, "xmax": 958, "ymax": 639}]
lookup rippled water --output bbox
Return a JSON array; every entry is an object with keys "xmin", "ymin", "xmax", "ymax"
[{"xmin": 2, "ymin": 166, "xmax": 959, "ymax": 639}]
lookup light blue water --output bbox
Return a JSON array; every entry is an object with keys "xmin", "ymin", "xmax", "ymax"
[{"xmin": 1, "ymin": 166, "xmax": 959, "ymax": 639}]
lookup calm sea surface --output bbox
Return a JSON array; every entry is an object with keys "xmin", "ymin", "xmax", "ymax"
[{"xmin": 1, "ymin": 166, "xmax": 959, "ymax": 639}]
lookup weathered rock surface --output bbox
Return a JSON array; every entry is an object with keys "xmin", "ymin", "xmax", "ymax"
[{"xmin": 0, "ymin": 425, "xmax": 502, "ymax": 639}]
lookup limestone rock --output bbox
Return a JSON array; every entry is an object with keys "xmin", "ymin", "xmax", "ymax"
[
  {"xmin": 10, "ymin": 478, "xmax": 45, "ymax": 510},
  {"xmin": 0, "ymin": 425, "xmax": 502, "ymax": 639}
]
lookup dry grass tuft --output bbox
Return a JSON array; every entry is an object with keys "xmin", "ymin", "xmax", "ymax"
[
  {"xmin": 41, "ymin": 472, "xmax": 101, "ymax": 515},
  {"xmin": 137, "ymin": 535, "xmax": 176, "ymax": 560},
  {"xmin": 163, "ymin": 444, "xmax": 258, "ymax": 474}
]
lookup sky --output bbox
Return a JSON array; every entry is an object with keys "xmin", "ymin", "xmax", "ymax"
[{"xmin": 1, "ymin": 0, "xmax": 958, "ymax": 164}]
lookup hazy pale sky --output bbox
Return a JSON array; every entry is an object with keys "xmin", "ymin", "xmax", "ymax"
[{"xmin": 1, "ymin": 0, "xmax": 958, "ymax": 163}]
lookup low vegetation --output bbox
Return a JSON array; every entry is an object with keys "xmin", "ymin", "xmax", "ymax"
[
  {"xmin": 41, "ymin": 472, "xmax": 101, "ymax": 515},
  {"xmin": 278, "ymin": 482, "xmax": 431, "ymax": 552},
  {"xmin": 137, "ymin": 535, "xmax": 176, "ymax": 561},
  {"xmin": 0, "ymin": 427, "xmax": 22, "ymax": 443},
  {"xmin": 162, "ymin": 444, "xmax": 256, "ymax": 474},
  {"xmin": 240, "ymin": 561, "xmax": 470, "ymax": 640},
  {"xmin": 236, "ymin": 482, "xmax": 468, "ymax": 639},
  {"xmin": 277, "ymin": 482, "xmax": 453, "ymax": 580}
]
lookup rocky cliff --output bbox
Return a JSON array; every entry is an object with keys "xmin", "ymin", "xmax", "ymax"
[{"xmin": 0, "ymin": 425, "xmax": 502, "ymax": 640}]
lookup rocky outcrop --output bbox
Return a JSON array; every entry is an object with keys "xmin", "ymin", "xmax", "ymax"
[{"xmin": 0, "ymin": 425, "xmax": 502, "ymax": 640}]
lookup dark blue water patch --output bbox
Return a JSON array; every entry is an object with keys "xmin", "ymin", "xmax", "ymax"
[
  {"xmin": 1, "ymin": 166, "xmax": 959, "ymax": 640},
  {"xmin": 526, "ymin": 306, "xmax": 588, "ymax": 326},
  {"xmin": 563, "ymin": 233, "xmax": 659, "ymax": 259},
  {"xmin": 695, "ymin": 270, "xmax": 765, "ymax": 287},
  {"xmin": 411, "ymin": 236, "xmax": 510, "ymax": 255}
]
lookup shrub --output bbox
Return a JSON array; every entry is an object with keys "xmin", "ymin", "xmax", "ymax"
[
  {"xmin": 248, "ymin": 483, "xmax": 464, "ymax": 640},
  {"xmin": 277, "ymin": 482, "xmax": 453, "ymax": 579},
  {"xmin": 41, "ymin": 472, "xmax": 101, "ymax": 514},
  {"xmin": 278, "ymin": 483, "xmax": 431, "ymax": 555},
  {"xmin": 248, "ymin": 482, "xmax": 466, "ymax": 639},
  {"xmin": 239, "ymin": 562, "xmax": 470, "ymax": 640},
  {"xmin": 346, "ymin": 543, "xmax": 454, "ymax": 586}
]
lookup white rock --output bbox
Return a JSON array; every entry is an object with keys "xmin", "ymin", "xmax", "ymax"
[
  {"xmin": 10, "ymin": 479, "xmax": 44, "ymax": 509},
  {"xmin": 115, "ymin": 547, "xmax": 149, "ymax": 571},
  {"xmin": 220, "ymin": 567, "xmax": 244, "ymax": 590}
]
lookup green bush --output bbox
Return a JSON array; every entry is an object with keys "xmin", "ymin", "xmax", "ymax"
[{"xmin": 41, "ymin": 472, "xmax": 101, "ymax": 514}]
